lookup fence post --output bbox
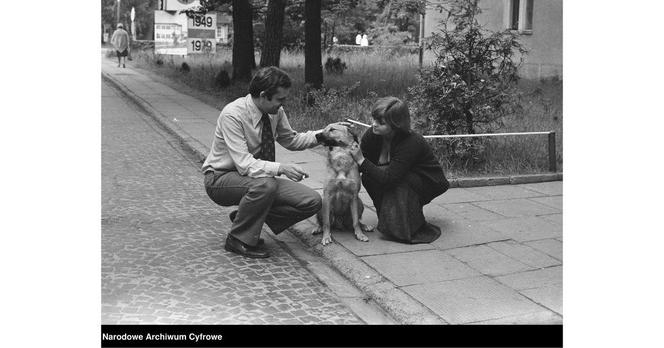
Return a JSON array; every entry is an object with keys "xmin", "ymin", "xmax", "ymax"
[{"xmin": 548, "ymin": 131, "xmax": 557, "ymax": 172}]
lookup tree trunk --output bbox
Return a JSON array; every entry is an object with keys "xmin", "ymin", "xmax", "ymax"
[
  {"xmin": 304, "ymin": 0, "xmax": 323, "ymax": 89},
  {"xmin": 232, "ymin": 0, "xmax": 255, "ymax": 81},
  {"xmin": 259, "ymin": 0, "xmax": 286, "ymax": 67}
]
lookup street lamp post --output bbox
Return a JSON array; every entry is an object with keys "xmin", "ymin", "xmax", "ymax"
[
  {"xmin": 131, "ymin": 7, "xmax": 136, "ymax": 41},
  {"xmin": 116, "ymin": 0, "xmax": 121, "ymax": 25}
]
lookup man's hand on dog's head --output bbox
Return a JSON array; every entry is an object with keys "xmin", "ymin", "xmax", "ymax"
[
  {"xmin": 322, "ymin": 122, "xmax": 353, "ymax": 133},
  {"xmin": 278, "ymin": 163, "xmax": 309, "ymax": 182}
]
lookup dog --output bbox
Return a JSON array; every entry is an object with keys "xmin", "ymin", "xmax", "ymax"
[{"xmin": 313, "ymin": 125, "xmax": 374, "ymax": 245}]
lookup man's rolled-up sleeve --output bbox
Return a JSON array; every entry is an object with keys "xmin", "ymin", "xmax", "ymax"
[{"xmin": 220, "ymin": 112, "xmax": 280, "ymax": 178}]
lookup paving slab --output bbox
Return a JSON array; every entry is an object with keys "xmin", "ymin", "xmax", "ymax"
[
  {"xmin": 463, "ymin": 185, "xmax": 546, "ymax": 200},
  {"xmin": 358, "ymin": 192, "xmax": 375, "ymax": 209},
  {"xmin": 438, "ymin": 203, "xmax": 507, "ymax": 221},
  {"xmin": 487, "ymin": 240, "xmax": 561, "ymax": 268},
  {"xmin": 430, "ymin": 188, "xmax": 494, "ymax": 204},
  {"xmin": 495, "ymin": 266, "xmax": 562, "ymax": 290},
  {"xmin": 529, "ymin": 196, "xmax": 563, "ymax": 210},
  {"xmin": 539, "ymin": 213, "xmax": 562, "ymax": 227},
  {"xmin": 481, "ymin": 216, "xmax": 561, "ymax": 242},
  {"xmin": 520, "ymin": 284, "xmax": 563, "ymax": 315},
  {"xmin": 334, "ymin": 230, "xmax": 436, "ymax": 256},
  {"xmin": 474, "ymin": 198, "xmax": 560, "ymax": 217},
  {"xmin": 447, "ymin": 245, "xmax": 533, "ymax": 276},
  {"xmin": 424, "ymin": 205, "xmax": 511, "ymax": 249},
  {"xmin": 473, "ymin": 310, "xmax": 562, "ymax": 324},
  {"xmin": 403, "ymin": 276, "xmax": 546, "ymax": 324},
  {"xmin": 519, "ymin": 181, "xmax": 563, "ymax": 196},
  {"xmin": 362, "ymin": 250, "xmax": 480, "ymax": 286},
  {"xmin": 524, "ymin": 239, "xmax": 563, "ymax": 261}
]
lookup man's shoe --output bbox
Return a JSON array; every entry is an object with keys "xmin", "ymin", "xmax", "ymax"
[
  {"xmin": 229, "ymin": 210, "xmax": 264, "ymax": 246},
  {"xmin": 224, "ymin": 236, "xmax": 270, "ymax": 258}
]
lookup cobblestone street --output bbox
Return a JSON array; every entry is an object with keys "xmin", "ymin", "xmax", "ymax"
[{"xmin": 101, "ymin": 80, "xmax": 364, "ymax": 324}]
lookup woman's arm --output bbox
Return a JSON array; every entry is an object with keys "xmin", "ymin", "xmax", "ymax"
[{"xmin": 356, "ymin": 135, "xmax": 422, "ymax": 186}]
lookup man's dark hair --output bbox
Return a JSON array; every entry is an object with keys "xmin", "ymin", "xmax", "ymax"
[{"xmin": 249, "ymin": 66, "xmax": 292, "ymax": 99}]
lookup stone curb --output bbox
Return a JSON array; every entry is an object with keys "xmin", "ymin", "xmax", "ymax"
[
  {"xmin": 449, "ymin": 172, "xmax": 563, "ymax": 188},
  {"xmin": 103, "ymin": 69, "xmax": 562, "ymax": 324}
]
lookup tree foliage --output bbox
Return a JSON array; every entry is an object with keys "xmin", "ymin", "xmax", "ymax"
[{"xmin": 408, "ymin": 0, "xmax": 526, "ymax": 136}]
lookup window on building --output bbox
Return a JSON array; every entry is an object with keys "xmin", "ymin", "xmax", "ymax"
[
  {"xmin": 507, "ymin": 0, "xmax": 534, "ymax": 32},
  {"xmin": 510, "ymin": 0, "xmax": 520, "ymax": 30}
]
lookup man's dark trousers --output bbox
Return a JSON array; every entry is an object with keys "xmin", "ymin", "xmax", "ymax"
[{"xmin": 204, "ymin": 171, "xmax": 322, "ymax": 246}]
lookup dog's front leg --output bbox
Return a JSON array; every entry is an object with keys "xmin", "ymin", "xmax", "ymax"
[
  {"xmin": 351, "ymin": 196, "xmax": 369, "ymax": 242},
  {"xmin": 321, "ymin": 189, "xmax": 333, "ymax": 245}
]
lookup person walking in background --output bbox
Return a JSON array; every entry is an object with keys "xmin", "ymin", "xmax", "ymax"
[
  {"xmin": 360, "ymin": 33, "xmax": 369, "ymax": 47},
  {"xmin": 349, "ymin": 97, "xmax": 449, "ymax": 244},
  {"xmin": 355, "ymin": 32, "xmax": 362, "ymax": 45},
  {"xmin": 202, "ymin": 66, "xmax": 351, "ymax": 258},
  {"xmin": 110, "ymin": 23, "xmax": 130, "ymax": 68}
]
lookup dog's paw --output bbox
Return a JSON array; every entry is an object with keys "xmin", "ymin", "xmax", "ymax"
[
  {"xmin": 321, "ymin": 235, "xmax": 333, "ymax": 245},
  {"xmin": 312, "ymin": 226, "xmax": 323, "ymax": 235},
  {"xmin": 361, "ymin": 223, "xmax": 375, "ymax": 232},
  {"xmin": 354, "ymin": 232, "xmax": 369, "ymax": 242}
]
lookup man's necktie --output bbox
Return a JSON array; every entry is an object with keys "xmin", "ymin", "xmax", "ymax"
[{"xmin": 256, "ymin": 113, "xmax": 275, "ymax": 162}]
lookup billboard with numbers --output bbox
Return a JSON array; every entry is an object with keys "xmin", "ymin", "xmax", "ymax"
[{"xmin": 187, "ymin": 12, "xmax": 217, "ymax": 54}]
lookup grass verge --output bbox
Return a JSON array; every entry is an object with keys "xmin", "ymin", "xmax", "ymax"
[{"xmin": 125, "ymin": 47, "xmax": 562, "ymax": 178}]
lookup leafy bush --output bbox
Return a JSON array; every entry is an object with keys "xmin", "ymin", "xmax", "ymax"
[
  {"xmin": 408, "ymin": 0, "xmax": 526, "ymax": 164},
  {"xmin": 324, "ymin": 57, "xmax": 347, "ymax": 75},
  {"xmin": 301, "ymin": 82, "xmax": 361, "ymax": 122},
  {"xmin": 180, "ymin": 62, "xmax": 190, "ymax": 73},
  {"xmin": 214, "ymin": 70, "xmax": 231, "ymax": 88}
]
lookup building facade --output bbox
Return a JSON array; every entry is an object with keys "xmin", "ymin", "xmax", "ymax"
[{"xmin": 424, "ymin": 0, "xmax": 562, "ymax": 80}]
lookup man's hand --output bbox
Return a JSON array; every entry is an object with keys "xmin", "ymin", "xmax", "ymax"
[
  {"xmin": 322, "ymin": 121, "xmax": 353, "ymax": 134},
  {"xmin": 278, "ymin": 163, "xmax": 309, "ymax": 182},
  {"xmin": 349, "ymin": 142, "xmax": 365, "ymax": 166}
]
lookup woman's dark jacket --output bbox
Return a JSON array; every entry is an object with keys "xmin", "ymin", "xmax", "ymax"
[{"xmin": 358, "ymin": 129, "xmax": 449, "ymax": 204}]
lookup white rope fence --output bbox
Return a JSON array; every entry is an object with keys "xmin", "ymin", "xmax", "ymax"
[{"xmin": 345, "ymin": 118, "xmax": 558, "ymax": 172}]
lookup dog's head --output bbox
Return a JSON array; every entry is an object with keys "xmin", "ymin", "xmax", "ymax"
[{"xmin": 316, "ymin": 125, "xmax": 359, "ymax": 149}]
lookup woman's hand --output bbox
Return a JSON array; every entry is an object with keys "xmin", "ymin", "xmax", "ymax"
[{"xmin": 349, "ymin": 142, "xmax": 365, "ymax": 166}]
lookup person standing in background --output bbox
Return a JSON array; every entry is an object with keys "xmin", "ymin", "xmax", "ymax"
[
  {"xmin": 355, "ymin": 32, "xmax": 362, "ymax": 45},
  {"xmin": 110, "ymin": 23, "xmax": 130, "ymax": 68}
]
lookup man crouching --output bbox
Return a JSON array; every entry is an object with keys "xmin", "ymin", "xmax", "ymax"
[{"xmin": 202, "ymin": 66, "xmax": 350, "ymax": 258}]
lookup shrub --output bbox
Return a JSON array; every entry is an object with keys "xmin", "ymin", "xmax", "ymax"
[
  {"xmin": 301, "ymin": 82, "xmax": 360, "ymax": 122},
  {"xmin": 408, "ymin": 0, "xmax": 526, "ymax": 163},
  {"xmin": 324, "ymin": 57, "xmax": 347, "ymax": 75},
  {"xmin": 214, "ymin": 70, "xmax": 231, "ymax": 88},
  {"xmin": 180, "ymin": 62, "xmax": 190, "ymax": 73}
]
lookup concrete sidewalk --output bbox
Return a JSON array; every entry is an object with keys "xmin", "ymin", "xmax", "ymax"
[{"xmin": 101, "ymin": 56, "xmax": 562, "ymax": 324}]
